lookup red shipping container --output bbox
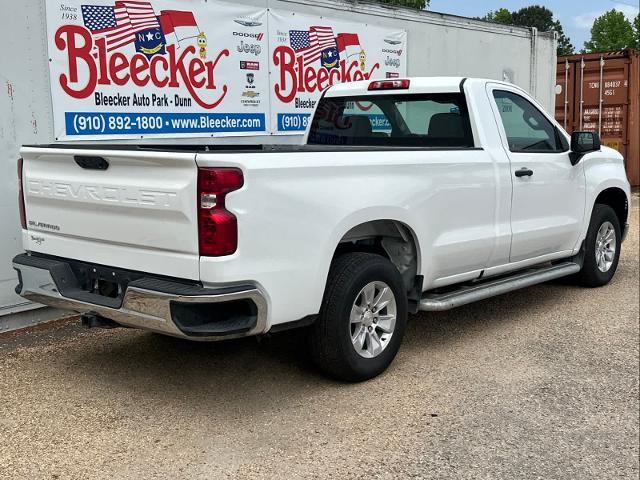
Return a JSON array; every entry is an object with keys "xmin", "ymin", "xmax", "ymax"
[{"xmin": 556, "ymin": 50, "xmax": 640, "ymax": 186}]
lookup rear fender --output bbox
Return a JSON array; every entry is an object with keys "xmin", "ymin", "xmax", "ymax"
[{"xmin": 319, "ymin": 206, "xmax": 421, "ymax": 292}]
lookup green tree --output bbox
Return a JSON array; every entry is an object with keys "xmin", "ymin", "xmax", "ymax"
[
  {"xmin": 483, "ymin": 8, "xmax": 512, "ymax": 24},
  {"xmin": 374, "ymin": 0, "xmax": 429, "ymax": 9},
  {"xmin": 480, "ymin": 5, "xmax": 574, "ymax": 55},
  {"xmin": 583, "ymin": 9, "xmax": 635, "ymax": 52},
  {"xmin": 510, "ymin": 5, "xmax": 557, "ymax": 29},
  {"xmin": 633, "ymin": 14, "xmax": 640, "ymax": 50},
  {"xmin": 551, "ymin": 19, "xmax": 574, "ymax": 55}
]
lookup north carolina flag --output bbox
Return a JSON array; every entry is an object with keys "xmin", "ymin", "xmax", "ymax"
[
  {"xmin": 336, "ymin": 33, "xmax": 361, "ymax": 60},
  {"xmin": 159, "ymin": 10, "xmax": 199, "ymax": 41}
]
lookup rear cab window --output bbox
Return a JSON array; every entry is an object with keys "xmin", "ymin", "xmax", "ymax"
[{"xmin": 308, "ymin": 93, "xmax": 474, "ymax": 147}]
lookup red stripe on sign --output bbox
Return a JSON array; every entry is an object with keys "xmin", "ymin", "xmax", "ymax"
[
  {"xmin": 336, "ymin": 33, "xmax": 360, "ymax": 52},
  {"xmin": 159, "ymin": 13, "xmax": 174, "ymax": 34},
  {"xmin": 160, "ymin": 10, "xmax": 197, "ymax": 28}
]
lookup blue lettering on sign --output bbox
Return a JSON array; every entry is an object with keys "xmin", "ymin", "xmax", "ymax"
[
  {"xmin": 368, "ymin": 114, "xmax": 391, "ymax": 131},
  {"xmin": 277, "ymin": 113, "xmax": 310, "ymax": 131},
  {"xmin": 277, "ymin": 113, "xmax": 390, "ymax": 132},
  {"xmin": 65, "ymin": 112, "xmax": 266, "ymax": 135}
]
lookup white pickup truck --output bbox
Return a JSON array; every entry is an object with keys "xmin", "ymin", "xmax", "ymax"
[{"xmin": 13, "ymin": 77, "xmax": 631, "ymax": 381}]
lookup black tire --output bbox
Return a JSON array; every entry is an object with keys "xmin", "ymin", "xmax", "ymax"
[
  {"xmin": 574, "ymin": 204, "xmax": 621, "ymax": 287},
  {"xmin": 308, "ymin": 252, "xmax": 408, "ymax": 382}
]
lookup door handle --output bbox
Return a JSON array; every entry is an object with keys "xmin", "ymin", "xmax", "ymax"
[{"xmin": 515, "ymin": 167, "xmax": 534, "ymax": 177}]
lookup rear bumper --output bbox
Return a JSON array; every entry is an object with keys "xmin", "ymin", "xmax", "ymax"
[{"xmin": 12, "ymin": 254, "xmax": 267, "ymax": 341}]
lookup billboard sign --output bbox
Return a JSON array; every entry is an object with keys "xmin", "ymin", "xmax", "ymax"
[{"xmin": 46, "ymin": 1, "xmax": 406, "ymax": 139}]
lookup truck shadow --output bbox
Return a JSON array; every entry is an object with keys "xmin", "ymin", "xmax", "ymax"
[{"xmin": 63, "ymin": 279, "xmax": 588, "ymax": 417}]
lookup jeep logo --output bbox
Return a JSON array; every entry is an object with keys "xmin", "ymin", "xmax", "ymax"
[{"xmin": 237, "ymin": 41, "xmax": 261, "ymax": 56}]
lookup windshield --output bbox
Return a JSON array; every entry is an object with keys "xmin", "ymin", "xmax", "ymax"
[{"xmin": 307, "ymin": 93, "xmax": 474, "ymax": 147}]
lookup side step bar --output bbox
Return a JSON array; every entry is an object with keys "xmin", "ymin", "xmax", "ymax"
[{"xmin": 419, "ymin": 262, "xmax": 581, "ymax": 312}]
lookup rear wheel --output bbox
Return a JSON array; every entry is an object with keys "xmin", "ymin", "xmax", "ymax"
[
  {"xmin": 574, "ymin": 204, "xmax": 621, "ymax": 287},
  {"xmin": 308, "ymin": 252, "xmax": 407, "ymax": 382}
]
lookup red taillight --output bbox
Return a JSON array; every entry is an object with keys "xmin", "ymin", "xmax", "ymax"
[
  {"xmin": 17, "ymin": 158, "xmax": 26, "ymax": 229},
  {"xmin": 197, "ymin": 167, "xmax": 243, "ymax": 256},
  {"xmin": 367, "ymin": 79, "xmax": 410, "ymax": 90}
]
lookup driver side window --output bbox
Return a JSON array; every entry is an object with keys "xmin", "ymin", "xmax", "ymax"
[{"xmin": 493, "ymin": 90, "xmax": 561, "ymax": 153}]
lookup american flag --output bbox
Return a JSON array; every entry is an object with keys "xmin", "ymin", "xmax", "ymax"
[
  {"xmin": 81, "ymin": 1, "xmax": 160, "ymax": 52},
  {"xmin": 289, "ymin": 26, "xmax": 337, "ymax": 66}
]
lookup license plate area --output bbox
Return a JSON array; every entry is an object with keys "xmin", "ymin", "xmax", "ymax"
[
  {"xmin": 25, "ymin": 253, "xmax": 201, "ymax": 309},
  {"xmin": 70, "ymin": 262, "xmax": 142, "ymax": 303}
]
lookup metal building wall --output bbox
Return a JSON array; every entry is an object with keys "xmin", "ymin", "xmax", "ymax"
[
  {"xmin": 0, "ymin": 0, "xmax": 557, "ymax": 319},
  {"xmin": 0, "ymin": 0, "xmax": 53, "ymax": 315}
]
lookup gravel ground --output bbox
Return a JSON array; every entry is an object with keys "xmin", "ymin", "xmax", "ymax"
[{"xmin": 1, "ymin": 199, "xmax": 638, "ymax": 480}]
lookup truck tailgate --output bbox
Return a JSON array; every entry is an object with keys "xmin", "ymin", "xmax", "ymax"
[{"xmin": 20, "ymin": 147, "xmax": 199, "ymax": 280}]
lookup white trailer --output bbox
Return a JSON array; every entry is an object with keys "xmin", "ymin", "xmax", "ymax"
[{"xmin": 0, "ymin": 0, "xmax": 556, "ymax": 323}]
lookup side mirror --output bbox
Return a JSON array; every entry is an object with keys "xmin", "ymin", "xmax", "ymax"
[{"xmin": 570, "ymin": 131, "xmax": 601, "ymax": 165}]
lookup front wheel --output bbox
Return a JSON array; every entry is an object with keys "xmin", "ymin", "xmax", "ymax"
[
  {"xmin": 574, "ymin": 204, "xmax": 622, "ymax": 287},
  {"xmin": 308, "ymin": 252, "xmax": 408, "ymax": 382}
]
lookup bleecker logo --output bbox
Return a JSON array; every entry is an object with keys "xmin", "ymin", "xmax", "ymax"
[
  {"xmin": 273, "ymin": 26, "xmax": 379, "ymax": 103},
  {"xmin": 55, "ymin": 3, "xmax": 229, "ymax": 109}
]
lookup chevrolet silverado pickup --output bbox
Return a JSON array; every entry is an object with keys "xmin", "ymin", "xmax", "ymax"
[{"xmin": 13, "ymin": 77, "xmax": 631, "ymax": 381}]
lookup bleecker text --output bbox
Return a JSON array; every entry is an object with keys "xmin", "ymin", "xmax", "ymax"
[
  {"xmin": 55, "ymin": 25, "xmax": 229, "ymax": 109},
  {"xmin": 273, "ymin": 46, "xmax": 380, "ymax": 103}
]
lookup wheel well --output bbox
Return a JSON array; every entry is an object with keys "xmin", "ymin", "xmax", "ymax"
[
  {"xmin": 333, "ymin": 220, "xmax": 420, "ymax": 296},
  {"xmin": 595, "ymin": 188, "xmax": 628, "ymax": 227}
]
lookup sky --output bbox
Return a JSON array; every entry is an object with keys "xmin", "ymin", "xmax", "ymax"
[{"xmin": 427, "ymin": 0, "xmax": 640, "ymax": 52}]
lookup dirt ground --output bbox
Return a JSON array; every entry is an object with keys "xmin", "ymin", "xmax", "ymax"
[{"xmin": 1, "ymin": 199, "xmax": 638, "ymax": 479}]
